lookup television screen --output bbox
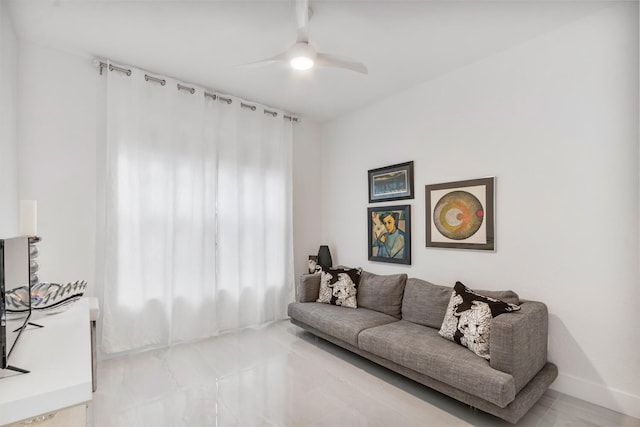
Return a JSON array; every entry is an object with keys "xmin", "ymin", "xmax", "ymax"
[{"xmin": 0, "ymin": 236, "xmax": 31, "ymax": 373}]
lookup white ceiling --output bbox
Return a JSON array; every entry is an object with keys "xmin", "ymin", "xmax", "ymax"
[{"xmin": 6, "ymin": 0, "xmax": 614, "ymax": 122}]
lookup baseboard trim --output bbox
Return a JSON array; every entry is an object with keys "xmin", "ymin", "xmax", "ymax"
[{"xmin": 550, "ymin": 372, "xmax": 640, "ymax": 419}]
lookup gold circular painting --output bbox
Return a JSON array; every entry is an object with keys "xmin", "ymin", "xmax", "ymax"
[{"xmin": 433, "ymin": 191, "xmax": 484, "ymax": 240}]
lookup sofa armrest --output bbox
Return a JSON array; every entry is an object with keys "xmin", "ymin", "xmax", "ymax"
[
  {"xmin": 490, "ymin": 300, "xmax": 549, "ymax": 393},
  {"xmin": 296, "ymin": 273, "xmax": 321, "ymax": 302}
]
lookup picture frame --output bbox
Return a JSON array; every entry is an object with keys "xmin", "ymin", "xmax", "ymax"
[
  {"xmin": 425, "ymin": 177, "xmax": 495, "ymax": 251},
  {"xmin": 307, "ymin": 255, "xmax": 318, "ymax": 274},
  {"xmin": 368, "ymin": 161, "xmax": 414, "ymax": 203},
  {"xmin": 368, "ymin": 204, "xmax": 411, "ymax": 265}
]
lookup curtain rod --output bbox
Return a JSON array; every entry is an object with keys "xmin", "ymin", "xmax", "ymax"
[{"xmin": 96, "ymin": 60, "xmax": 300, "ymax": 123}]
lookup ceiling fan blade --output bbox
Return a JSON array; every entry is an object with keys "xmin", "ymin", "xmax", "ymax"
[
  {"xmin": 294, "ymin": 0, "xmax": 309, "ymax": 42},
  {"xmin": 238, "ymin": 51, "xmax": 289, "ymax": 68},
  {"xmin": 316, "ymin": 53, "xmax": 368, "ymax": 74}
]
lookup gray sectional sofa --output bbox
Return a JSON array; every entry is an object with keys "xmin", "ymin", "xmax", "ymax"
[{"xmin": 287, "ymin": 270, "xmax": 558, "ymax": 424}]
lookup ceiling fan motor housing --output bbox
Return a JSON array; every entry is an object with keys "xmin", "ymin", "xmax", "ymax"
[{"xmin": 289, "ymin": 42, "xmax": 317, "ymax": 70}]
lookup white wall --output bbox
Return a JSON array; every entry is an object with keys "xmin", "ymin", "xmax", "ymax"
[
  {"xmin": 0, "ymin": 1, "xmax": 18, "ymax": 236},
  {"xmin": 292, "ymin": 119, "xmax": 323, "ymax": 279},
  {"xmin": 17, "ymin": 43, "xmax": 97, "ymax": 287},
  {"xmin": 321, "ymin": 2, "xmax": 639, "ymax": 418}
]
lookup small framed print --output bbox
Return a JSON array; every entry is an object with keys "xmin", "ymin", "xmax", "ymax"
[
  {"xmin": 368, "ymin": 161, "xmax": 414, "ymax": 203},
  {"xmin": 308, "ymin": 255, "xmax": 318, "ymax": 273},
  {"xmin": 368, "ymin": 205, "xmax": 411, "ymax": 265},
  {"xmin": 426, "ymin": 177, "xmax": 495, "ymax": 251}
]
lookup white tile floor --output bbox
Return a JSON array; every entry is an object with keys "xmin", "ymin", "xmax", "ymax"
[{"xmin": 89, "ymin": 320, "xmax": 640, "ymax": 427}]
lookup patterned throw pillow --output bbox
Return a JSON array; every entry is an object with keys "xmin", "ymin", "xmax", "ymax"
[
  {"xmin": 317, "ymin": 267, "xmax": 362, "ymax": 309},
  {"xmin": 439, "ymin": 281, "xmax": 520, "ymax": 360}
]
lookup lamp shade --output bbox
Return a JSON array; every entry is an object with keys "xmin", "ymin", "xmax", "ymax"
[{"xmin": 317, "ymin": 245, "xmax": 332, "ymax": 270}]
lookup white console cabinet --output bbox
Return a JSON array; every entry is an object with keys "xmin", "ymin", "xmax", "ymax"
[
  {"xmin": 0, "ymin": 299, "xmax": 92, "ymax": 426},
  {"xmin": 3, "ymin": 404, "xmax": 86, "ymax": 427}
]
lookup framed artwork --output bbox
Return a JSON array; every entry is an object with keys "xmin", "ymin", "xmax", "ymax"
[
  {"xmin": 368, "ymin": 205, "xmax": 411, "ymax": 265},
  {"xmin": 425, "ymin": 177, "xmax": 495, "ymax": 251},
  {"xmin": 368, "ymin": 161, "xmax": 414, "ymax": 203},
  {"xmin": 308, "ymin": 255, "xmax": 318, "ymax": 273}
]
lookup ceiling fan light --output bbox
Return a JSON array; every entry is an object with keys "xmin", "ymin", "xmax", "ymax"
[{"xmin": 290, "ymin": 56, "xmax": 314, "ymax": 70}]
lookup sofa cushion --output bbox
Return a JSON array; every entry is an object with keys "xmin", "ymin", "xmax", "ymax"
[
  {"xmin": 439, "ymin": 281, "xmax": 521, "ymax": 360},
  {"xmin": 358, "ymin": 320, "xmax": 516, "ymax": 408},
  {"xmin": 402, "ymin": 278, "xmax": 452, "ymax": 328},
  {"xmin": 357, "ymin": 271, "xmax": 407, "ymax": 319},
  {"xmin": 401, "ymin": 278, "xmax": 521, "ymax": 329},
  {"xmin": 317, "ymin": 267, "xmax": 361, "ymax": 308},
  {"xmin": 474, "ymin": 289, "xmax": 520, "ymax": 305},
  {"xmin": 287, "ymin": 302, "xmax": 398, "ymax": 347}
]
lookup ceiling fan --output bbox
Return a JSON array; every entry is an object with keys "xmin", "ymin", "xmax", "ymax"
[{"xmin": 245, "ymin": 0, "xmax": 368, "ymax": 74}]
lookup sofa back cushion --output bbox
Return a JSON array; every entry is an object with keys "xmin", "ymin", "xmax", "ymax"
[
  {"xmin": 402, "ymin": 278, "xmax": 452, "ymax": 328},
  {"xmin": 402, "ymin": 278, "xmax": 520, "ymax": 328},
  {"xmin": 357, "ymin": 271, "xmax": 407, "ymax": 319}
]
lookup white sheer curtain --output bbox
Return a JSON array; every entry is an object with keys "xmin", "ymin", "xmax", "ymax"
[{"xmin": 99, "ymin": 64, "xmax": 294, "ymax": 354}]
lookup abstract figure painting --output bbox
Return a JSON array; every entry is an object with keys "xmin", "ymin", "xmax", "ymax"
[
  {"xmin": 425, "ymin": 177, "xmax": 495, "ymax": 251},
  {"xmin": 368, "ymin": 205, "xmax": 411, "ymax": 264}
]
